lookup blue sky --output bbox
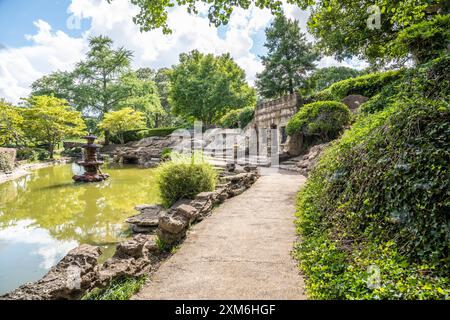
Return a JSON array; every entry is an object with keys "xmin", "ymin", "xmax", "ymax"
[
  {"xmin": 0, "ymin": 0, "xmax": 89, "ymax": 48},
  {"xmin": 0, "ymin": 0, "xmax": 363, "ymax": 103}
]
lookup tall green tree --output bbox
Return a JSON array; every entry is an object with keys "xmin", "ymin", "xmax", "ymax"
[
  {"xmin": 256, "ymin": 15, "xmax": 319, "ymax": 99},
  {"xmin": 74, "ymin": 36, "xmax": 133, "ymax": 117},
  {"xmin": 117, "ymin": 72, "xmax": 165, "ymax": 128},
  {"xmin": 169, "ymin": 50, "xmax": 255, "ymax": 128},
  {"xmin": 22, "ymin": 96, "xmax": 86, "ymax": 158}
]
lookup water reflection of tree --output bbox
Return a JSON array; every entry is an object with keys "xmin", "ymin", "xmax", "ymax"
[{"xmin": 0, "ymin": 165, "xmax": 160, "ymax": 245}]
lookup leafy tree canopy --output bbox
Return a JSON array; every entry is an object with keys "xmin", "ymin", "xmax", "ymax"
[
  {"xmin": 169, "ymin": 50, "xmax": 255, "ymax": 127},
  {"xmin": 111, "ymin": 0, "xmax": 299, "ymax": 34},
  {"xmin": 22, "ymin": 95, "xmax": 86, "ymax": 158},
  {"xmin": 298, "ymin": 0, "xmax": 449, "ymax": 66},
  {"xmin": 0, "ymin": 99, "xmax": 24, "ymax": 146},
  {"xmin": 117, "ymin": 0, "xmax": 449, "ymax": 67},
  {"xmin": 256, "ymin": 15, "xmax": 319, "ymax": 99},
  {"xmin": 117, "ymin": 72, "xmax": 165, "ymax": 128},
  {"xmin": 98, "ymin": 107, "xmax": 146, "ymax": 144}
]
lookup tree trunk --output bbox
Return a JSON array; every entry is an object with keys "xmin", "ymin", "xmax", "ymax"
[
  {"xmin": 49, "ymin": 145, "xmax": 54, "ymax": 159},
  {"xmin": 104, "ymin": 130, "xmax": 110, "ymax": 146}
]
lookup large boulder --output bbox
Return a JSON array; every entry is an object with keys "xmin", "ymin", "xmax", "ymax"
[
  {"xmin": 342, "ymin": 94, "xmax": 369, "ymax": 112},
  {"xmin": 98, "ymin": 234, "xmax": 159, "ymax": 285}
]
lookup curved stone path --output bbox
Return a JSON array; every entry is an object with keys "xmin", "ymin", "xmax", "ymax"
[{"xmin": 133, "ymin": 170, "xmax": 307, "ymax": 300}]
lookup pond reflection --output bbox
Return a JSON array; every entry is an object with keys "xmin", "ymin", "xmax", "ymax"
[{"xmin": 0, "ymin": 163, "xmax": 160, "ymax": 295}]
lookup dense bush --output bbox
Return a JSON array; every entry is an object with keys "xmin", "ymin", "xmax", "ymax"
[
  {"xmin": 157, "ymin": 153, "xmax": 217, "ymax": 207},
  {"xmin": 110, "ymin": 127, "xmax": 179, "ymax": 144},
  {"xmin": 61, "ymin": 147, "xmax": 82, "ymax": 158},
  {"xmin": 286, "ymin": 101, "xmax": 351, "ymax": 142},
  {"xmin": 16, "ymin": 148, "xmax": 38, "ymax": 161},
  {"xmin": 219, "ymin": 106, "xmax": 255, "ymax": 129},
  {"xmin": 312, "ymin": 70, "xmax": 405, "ymax": 102},
  {"xmin": 295, "ymin": 97, "xmax": 450, "ymax": 299},
  {"xmin": 0, "ymin": 148, "xmax": 16, "ymax": 173}
]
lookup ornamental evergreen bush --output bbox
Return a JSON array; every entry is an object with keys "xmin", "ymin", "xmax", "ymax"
[
  {"xmin": 286, "ymin": 101, "xmax": 351, "ymax": 141},
  {"xmin": 157, "ymin": 153, "xmax": 217, "ymax": 207}
]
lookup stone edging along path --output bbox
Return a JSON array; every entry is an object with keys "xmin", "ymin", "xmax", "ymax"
[{"xmin": 134, "ymin": 169, "xmax": 307, "ymax": 300}]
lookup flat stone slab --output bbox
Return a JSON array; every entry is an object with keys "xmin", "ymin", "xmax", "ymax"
[
  {"xmin": 126, "ymin": 205, "xmax": 166, "ymax": 227},
  {"xmin": 133, "ymin": 171, "xmax": 307, "ymax": 300}
]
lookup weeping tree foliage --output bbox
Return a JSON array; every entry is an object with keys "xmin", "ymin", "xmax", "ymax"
[{"xmin": 255, "ymin": 14, "xmax": 319, "ymax": 99}]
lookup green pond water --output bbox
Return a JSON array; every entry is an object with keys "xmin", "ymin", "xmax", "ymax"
[{"xmin": 0, "ymin": 163, "xmax": 160, "ymax": 295}]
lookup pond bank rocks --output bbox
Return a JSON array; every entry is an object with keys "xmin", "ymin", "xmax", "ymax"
[
  {"xmin": 1, "ymin": 245, "xmax": 101, "ymax": 300},
  {"xmin": 126, "ymin": 205, "xmax": 166, "ymax": 233},
  {"xmin": 102, "ymin": 136, "xmax": 174, "ymax": 167}
]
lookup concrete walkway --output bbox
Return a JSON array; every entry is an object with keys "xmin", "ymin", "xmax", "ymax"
[{"xmin": 134, "ymin": 170, "xmax": 307, "ymax": 300}]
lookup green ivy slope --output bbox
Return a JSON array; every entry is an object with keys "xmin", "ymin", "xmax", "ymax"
[{"xmin": 294, "ymin": 56, "xmax": 450, "ymax": 299}]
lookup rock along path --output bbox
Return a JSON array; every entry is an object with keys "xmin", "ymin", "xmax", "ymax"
[{"xmin": 134, "ymin": 170, "xmax": 307, "ymax": 300}]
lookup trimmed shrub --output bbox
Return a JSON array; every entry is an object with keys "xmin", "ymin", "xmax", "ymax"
[
  {"xmin": 110, "ymin": 127, "xmax": 179, "ymax": 144},
  {"xmin": 286, "ymin": 101, "xmax": 351, "ymax": 142},
  {"xmin": 0, "ymin": 148, "xmax": 16, "ymax": 173},
  {"xmin": 219, "ymin": 106, "xmax": 255, "ymax": 129},
  {"xmin": 311, "ymin": 70, "xmax": 405, "ymax": 102},
  {"xmin": 157, "ymin": 153, "xmax": 217, "ymax": 207},
  {"xmin": 295, "ymin": 96, "xmax": 450, "ymax": 299}
]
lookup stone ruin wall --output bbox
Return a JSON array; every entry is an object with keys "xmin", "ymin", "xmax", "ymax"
[
  {"xmin": 250, "ymin": 93, "xmax": 303, "ymax": 157},
  {"xmin": 254, "ymin": 93, "xmax": 300, "ymax": 129}
]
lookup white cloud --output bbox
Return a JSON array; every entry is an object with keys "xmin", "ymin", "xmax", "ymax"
[
  {"xmin": 0, "ymin": 219, "xmax": 78, "ymax": 269},
  {"xmin": 0, "ymin": 19, "xmax": 85, "ymax": 103}
]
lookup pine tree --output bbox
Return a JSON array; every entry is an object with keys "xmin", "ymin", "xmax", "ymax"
[{"xmin": 256, "ymin": 15, "xmax": 319, "ymax": 99}]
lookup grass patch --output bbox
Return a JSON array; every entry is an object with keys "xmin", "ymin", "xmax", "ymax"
[{"xmin": 82, "ymin": 276, "xmax": 147, "ymax": 300}]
